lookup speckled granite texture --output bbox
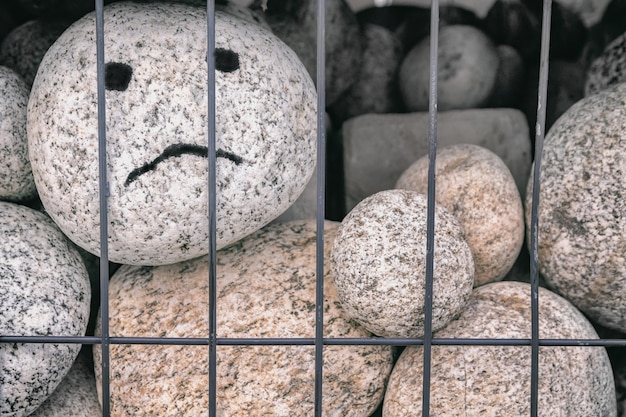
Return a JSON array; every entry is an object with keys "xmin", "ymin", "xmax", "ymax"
[
  {"xmin": 0, "ymin": 201, "xmax": 91, "ymax": 417},
  {"xmin": 0, "ymin": 65, "xmax": 36, "ymax": 201},
  {"xmin": 525, "ymin": 82, "xmax": 626, "ymax": 333},
  {"xmin": 330, "ymin": 189, "xmax": 475, "ymax": 338},
  {"xmin": 383, "ymin": 281, "xmax": 616, "ymax": 417},
  {"xmin": 585, "ymin": 31, "xmax": 626, "ymax": 96},
  {"xmin": 93, "ymin": 220, "xmax": 394, "ymax": 416},
  {"xmin": 396, "ymin": 144, "xmax": 524, "ymax": 286},
  {"xmin": 28, "ymin": 352, "xmax": 101, "ymax": 417},
  {"xmin": 27, "ymin": 2, "xmax": 317, "ymax": 266},
  {"xmin": 399, "ymin": 25, "xmax": 499, "ymax": 112}
]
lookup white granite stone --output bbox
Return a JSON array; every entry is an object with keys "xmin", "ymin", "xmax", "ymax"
[
  {"xmin": 396, "ymin": 144, "xmax": 524, "ymax": 286},
  {"xmin": 585, "ymin": 32, "xmax": 626, "ymax": 96},
  {"xmin": 383, "ymin": 281, "xmax": 616, "ymax": 417},
  {"xmin": 342, "ymin": 108, "xmax": 532, "ymax": 212},
  {"xmin": 330, "ymin": 189, "xmax": 475, "ymax": 338},
  {"xmin": 398, "ymin": 24, "xmax": 499, "ymax": 112},
  {"xmin": 525, "ymin": 82, "xmax": 626, "ymax": 333},
  {"xmin": 0, "ymin": 201, "xmax": 91, "ymax": 417},
  {"xmin": 27, "ymin": 2, "xmax": 317, "ymax": 266},
  {"xmin": 93, "ymin": 220, "xmax": 394, "ymax": 416},
  {"xmin": 0, "ymin": 66, "xmax": 36, "ymax": 202}
]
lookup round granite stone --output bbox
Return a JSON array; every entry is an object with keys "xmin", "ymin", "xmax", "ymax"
[
  {"xmin": 330, "ymin": 189, "xmax": 475, "ymax": 338},
  {"xmin": 396, "ymin": 144, "xmax": 524, "ymax": 286},
  {"xmin": 585, "ymin": 31, "xmax": 626, "ymax": 96},
  {"xmin": 0, "ymin": 201, "xmax": 91, "ymax": 417},
  {"xmin": 525, "ymin": 82, "xmax": 626, "ymax": 332},
  {"xmin": 27, "ymin": 2, "xmax": 317, "ymax": 266},
  {"xmin": 383, "ymin": 281, "xmax": 616, "ymax": 417},
  {"xmin": 93, "ymin": 220, "xmax": 394, "ymax": 416},
  {"xmin": 398, "ymin": 24, "xmax": 499, "ymax": 112},
  {"xmin": 0, "ymin": 66, "xmax": 36, "ymax": 202}
]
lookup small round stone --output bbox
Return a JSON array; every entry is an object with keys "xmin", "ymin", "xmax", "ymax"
[
  {"xmin": 396, "ymin": 144, "xmax": 524, "ymax": 286},
  {"xmin": 0, "ymin": 201, "xmax": 91, "ymax": 417},
  {"xmin": 93, "ymin": 220, "xmax": 394, "ymax": 416},
  {"xmin": 27, "ymin": 2, "xmax": 317, "ymax": 266},
  {"xmin": 398, "ymin": 24, "xmax": 499, "ymax": 112},
  {"xmin": 330, "ymin": 189, "xmax": 475, "ymax": 338},
  {"xmin": 0, "ymin": 65, "xmax": 36, "ymax": 202},
  {"xmin": 383, "ymin": 281, "xmax": 616, "ymax": 417},
  {"xmin": 525, "ymin": 82, "xmax": 626, "ymax": 332}
]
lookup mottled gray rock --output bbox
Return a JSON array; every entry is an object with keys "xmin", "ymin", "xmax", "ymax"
[
  {"xmin": 27, "ymin": 2, "xmax": 317, "ymax": 265},
  {"xmin": 342, "ymin": 108, "xmax": 532, "ymax": 212},
  {"xmin": 585, "ymin": 31, "xmax": 626, "ymax": 96},
  {"xmin": 331, "ymin": 189, "xmax": 474, "ymax": 338},
  {"xmin": 396, "ymin": 144, "xmax": 524, "ymax": 286},
  {"xmin": 0, "ymin": 66, "xmax": 36, "ymax": 202},
  {"xmin": 28, "ymin": 353, "xmax": 101, "ymax": 417},
  {"xmin": 398, "ymin": 25, "xmax": 499, "ymax": 112},
  {"xmin": 0, "ymin": 201, "xmax": 91, "ymax": 417},
  {"xmin": 526, "ymin": 82, "xmax": 626, "ymax": 332},
  {"xmin": 383, "ymin": 281, "xmax": 616, "ymax": 417},
  {"xmin": 94, "ymin": 220, "xmax": 393, "ymax": 416}
]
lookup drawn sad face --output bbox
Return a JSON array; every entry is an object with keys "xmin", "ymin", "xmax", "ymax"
[{"xmin": 27, "ymin": 2, "xmax": 317, "ymax": 265}]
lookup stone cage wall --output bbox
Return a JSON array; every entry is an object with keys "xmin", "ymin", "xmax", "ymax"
[{"xmin": 1, "ymin": 0, "xmax": 626, "ymax": 416}]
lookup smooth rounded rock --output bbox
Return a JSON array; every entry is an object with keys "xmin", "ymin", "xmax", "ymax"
[
  {"xmin": 94, "ymin": 220, "xmax": 393, "ymax": 416},
  {"xmin": 331, "ymin": 189, "xmax": 474, "ymax": 338},
  {"xmin": 27, "ymin": 2, "xmax": 317, "ymax": 265},
  {"xmin": 396, "ymin": 144, "xmax": 524, "ymax": 286},
  {"xmin": 0, "ymin": 201, "xmax": 91, "ymax": 417},
  {"xmin": 525, "ymin": 82, "xmax": 626, "ymax": 332},
  {"xmin": 0, "ymin": 66, "xmax": 36, "ymax": 202},
  {"xmin": 383, "ymin": 281, "xmax": 616, "ymax": 416},
  {"xmin": 585, "ymin": 31, "xmax": 626, "ymax": 96}
]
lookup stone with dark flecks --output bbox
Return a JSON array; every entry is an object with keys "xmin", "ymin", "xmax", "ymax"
[
  {"xmin": 330, "ymin": 189, "xmax": 475, "ymax": 338},
  {"xmin": 0, "ymin": 66, "xmax": 36, "ymax": 202},
  {"xmin": 525, "ymin": 82, "xmax": 626, "ymax": 333},
  {"xmin": 0, "ymin": 201, "xmax": 91, "ymax": 417},
  {"xmin": 585, "ymin": 30, "xmax": 626, "ymax": 96},
  {"xmin": 93, "ymin": 220, "xmax": 394, "ymax": 416},
  {"xmin": 27, "ymin": 2, "xmax": 317, "ymax": 266}
]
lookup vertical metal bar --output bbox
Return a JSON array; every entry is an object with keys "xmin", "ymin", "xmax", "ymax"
[
  {"xmin": 422, "ymin": 1, "xmax": 439, "ymax": 416},
  {"xmin": 313, "ymin": 0, "xmax": 326, "ymax": 415},
  {"xmin": 206, "ymin": 1, "xmax": 218, "ymax": 416},
  {"xmin": 94, "ymin": 1, "xmax": 111, "ymax": 417},
  {"xmin": 530, "ymin": 1, "xmax": 552, "ymax": 416}
]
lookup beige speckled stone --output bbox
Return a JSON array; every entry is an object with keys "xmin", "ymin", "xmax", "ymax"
[
  {"xmin": 330, "ymin": 189, "xmax": 475, "ymax": 338},
  {"xmin": 383, "ymin": 281, "xmax": 616, "ymax": 417},
  {"xmin": 93, "ymin": 220, "xmax": 393, "ymax": 417},
  {"xmin": 396, "ymin": 144, "xmax": 524, "ymax": 286},
  {"xmin": 526, "ymin": 82, "xmax": 626, "ymax": 332}
]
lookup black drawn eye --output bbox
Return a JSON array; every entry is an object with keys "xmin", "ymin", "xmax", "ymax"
[
  {"xmin": 215, "ymin": 48, "xmax": 239, "ymax": 73},
  {"xmin": 105, "ymin": 62, "xmax": 133, "ymax": 91}
]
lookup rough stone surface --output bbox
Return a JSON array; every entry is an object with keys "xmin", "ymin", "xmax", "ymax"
[
  {"xmin": 0, "ymin": 201, "xmax": 91, "ymax": 417},
  {"xmin": 585, "ymin": 31, "xmax": 626, "ymax": 96},
  {"xmin": 398, "ymin": 25, "xmax": 499, "ymax": 112},
  {"xmin": 396, "ymin": 144, "xmax": 524, "ymax": 286},
  {"xmin": 342, "ymin": 108, "xmax": 532, "ymax": 212},
  {"xmin": 525, "ymin": 82, "xmax": 626, "ymax": 332},
  {"xmin": 0, "ymin": 66, "xmax": 36, "ymax": 202},
  {"xmin": 93, "ymin": 220, "xmax": 394, "ymax": 417},
  {"xmin": 383, "ymin": 281, "xmax": 617, "ymax": 417},
  {"xmin": 28, "ymin": 352, "xmax": 101, "ymax": 417},
  {"xmin": 330, "ymin": 189, "xmax": 475, "ymax": 338},
  {"xmin": 27, "ymin": 2, "xmax": 317, "ymax": 265}
]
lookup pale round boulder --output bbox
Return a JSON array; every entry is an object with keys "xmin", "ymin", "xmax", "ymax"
[
  {"xmin": 398, "ymin": 24, "xmax": 499, "ymax": 112},
  {"xmin": 0, "ymin": 66, "xmax": 36, "ymax": 201},
  {"xmin": 525, "ymin": 82, "xmax": 626, "ymax": 332},
  {"xmin": 27, "ymin": 2, "xmax": 317, "ymax": 266},
  {"xmin": 330, "ymin": 189, "xmax": 475, "ymax": 338},
  {"xmin": 93, "ymin": 220, "xmax": 394, "ymax": 416},
  {"xmin": 383, "ymin": 281, "xmax": 616, "ymax": 417},
  {"xmin": 0, "ymin": 201, "xmax": 91, "ymax": 417},
  {"xmin": 396, "ymin": 144, "xmax": 524, "ymax": 286}
]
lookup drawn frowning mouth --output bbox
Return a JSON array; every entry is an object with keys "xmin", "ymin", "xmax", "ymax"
[{"xmin": 124, "ymin": 143, "xmax": 243, "ymax": 186}]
